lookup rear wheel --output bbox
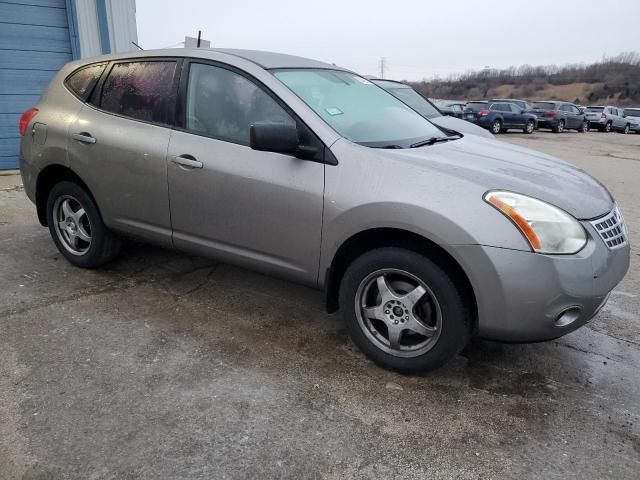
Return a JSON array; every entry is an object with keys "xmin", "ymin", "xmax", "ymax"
[
  {"xmin": 523, "ymin": 120, "xmax": 535, "ymax": 134},
  {"xmin": 553, "ymin": 120, "xmax": 565, "ymax": 133},
  {"xmin": 622, "ymin": 124, "xmax": 630, "ymax": 134},
  {"xmin": 339, "ymin": 248, "xmax": 471, "ymax": 373},
  {"xmin": 604, "ymin": 121, "xmax": 612, "ymax": 132},
  {"xmin": 46, "ymin": 181, "xmax": 121, "ymax": 268},
  {"xmin": 491, "ymin": 119, "xmax": 502, "ymax": 134}
]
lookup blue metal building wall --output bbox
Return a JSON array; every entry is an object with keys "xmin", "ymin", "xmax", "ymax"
[{"xmin": 0, "ymin": 0, "xmax": 76, "ymax": 169}]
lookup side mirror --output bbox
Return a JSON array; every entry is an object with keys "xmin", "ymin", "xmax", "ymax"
[{"xmin": 250, "ymin": 122, "xmax": 300, "ymax": 156}]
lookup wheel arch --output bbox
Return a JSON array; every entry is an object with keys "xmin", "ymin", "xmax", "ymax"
[
  {"xmin": 324, "ymin": 227, "xmax": 478, "ymax": 332},
  {"xmin": 35, "ymin": 164, "xmax": 95, "ymax": 227}
]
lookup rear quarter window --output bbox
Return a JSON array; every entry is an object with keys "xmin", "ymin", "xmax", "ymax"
[
  {"xmin": 99, "ymin": 61, "xmax": 177, "ymax": 124},
  {"xmin": 66, "ymin": 63, "xmax": 106, "ymax": 100}
]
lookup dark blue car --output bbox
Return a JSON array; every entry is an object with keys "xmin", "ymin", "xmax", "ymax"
[{"xmin": 464, "ymin": 101, "xmax": 538, "ymax": 134}]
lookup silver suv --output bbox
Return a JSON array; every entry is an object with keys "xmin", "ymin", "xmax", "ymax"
[
  {"xmin": 19, "ymin": 50, "xmax": 629, "ymax": 373},
  {"xmin": 585, "ymin": 105, "xmax": 631, "ymax": 133}
]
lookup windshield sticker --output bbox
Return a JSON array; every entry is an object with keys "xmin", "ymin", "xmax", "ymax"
[{"xmin": 325, "ymin": 107, "xmax": 344, "ymax": 116}]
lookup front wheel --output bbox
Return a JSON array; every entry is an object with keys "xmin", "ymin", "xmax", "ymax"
[
  {"xmin": 46, "ymin": 181, "xmax": 121, "ymax": 268},
  {"xmin": 339, "ymin": 248, "xmax": 471, "ymax": 373},
  {"xmin": 523, "ymin": 120, "xmax": 535, "ymax": 134},
  {"xmin": 578, "ymin": 121, "xmax": 588, "ymax": 133}
]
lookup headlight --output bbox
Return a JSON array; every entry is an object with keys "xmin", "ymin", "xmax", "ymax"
[{"xmin": 484, "ymin": 191, "xmax": 587, "ymax": 254}]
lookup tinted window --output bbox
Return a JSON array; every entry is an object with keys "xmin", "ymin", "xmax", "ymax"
[
  {"xmin": 66, "ymin": 63, "xmax": 106, "ymax": 100},
  {"xmin": 491, "ymin": 103, "xmax": 509, "ymax": 112},
  {"xmin": 466, "ymin": 102, "xmax": 489, "ymax": 111},
  {"xmin": 532, "ymin": 102, "xmax": 556, "ymax": 110},
  {"xmin": 100, "ymin": 61, "xmax": 177, "ymax": 123},
  {"xmin": 186, "ymin": 63, "xmax": 294, "ymax": 145},
  {"xmin": 624, "ymin": 109, "xmax": 640, "ymax": 117},
  {"xmin": 586, "ymin": 107, "xmax": 604, "ymax": 112},
  {"xmin": 508, "ymin": 104, "xmax": 520, "ymax": 113}
]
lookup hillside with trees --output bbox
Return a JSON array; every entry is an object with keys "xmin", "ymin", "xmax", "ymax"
[{"xmin": 409, "ymin": 52, "xmax": 640, "ymax": 106}]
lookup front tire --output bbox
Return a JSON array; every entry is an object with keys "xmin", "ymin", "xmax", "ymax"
[
  {"xmin": 339, "ymin": 248, "xmax": 471, "ymax": 373},
  {"xmin": 578, "ymin": 120, "xmax": 588, "ymax": 133},
  {"xmin": 46, "ymin": 181, "xmax": 121, "ymax": 268},
  {"xmin": 523, "ymin": 120, "xmax": 535, "ymax": 134}
]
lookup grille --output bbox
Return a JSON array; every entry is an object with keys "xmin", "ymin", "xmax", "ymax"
[{"xmin": 591, "ymin": 206, "xmax": 627, "ymax": 249}]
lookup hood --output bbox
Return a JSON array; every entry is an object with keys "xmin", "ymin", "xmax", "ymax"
[
  {"xmin": 379, "ymin": 135, "xmax": 613, "ymax": 219},
  {"xmin": 431, "ymin": 115, "xmax": 494, "ymax": 140}
]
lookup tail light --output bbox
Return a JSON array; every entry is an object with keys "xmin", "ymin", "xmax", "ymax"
[
  {"xmin": 544, "ymin": 110, "xmax": 557, "ymax": 117},
  {"xmin": 601, "ymin": 113, "xmax": 606, "ymax": 118},
  {"xmin": 19, "ymin": 108, "xmax": 39, "ymax": 136},
  {"xmin": 479, "ymin": 109, "xmax": 491, "ymax": 116}
]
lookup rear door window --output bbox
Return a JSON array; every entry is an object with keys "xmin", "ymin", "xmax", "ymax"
[
  {"xmin": 99, "ymin": 61, "xmax": 178, "ymax": 124},
  {"xmin": 66, "ymin": 63, "xmax": 106, "ymax": 100}
]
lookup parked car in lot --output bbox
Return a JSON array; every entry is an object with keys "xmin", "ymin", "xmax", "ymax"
[
  {"xmin": 585, "ymin": 106, "xmax": 631, "ymax": 133},
  {"xmin": 19, "ymin": 49, "xmax": 629, "ymax": 373},
  {"xmin": 435, "ymin": 101, "xmax": 467, "ymax": 119},
  {"xmin": 371, "ymin": 80, "xmax": 493, "ymax": 139},
  {"xmin": 489, "ymin": 98, "xmax": 533, "ymax": 112},
  {"xmin": 530, "ymin": 101, "xmax": 588, "ymax": 133},
  {"xmin": 623, "ymin": 108, "xmax": 640, "ymax": 133},
  {"xmin": 464, "ymin": 101, "xmax": 537, "ymax": 134}
]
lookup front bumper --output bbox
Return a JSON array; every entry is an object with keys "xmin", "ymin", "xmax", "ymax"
[{"xmin": 452, "ymin": 221, "xmax": 630, "ymax": 342}]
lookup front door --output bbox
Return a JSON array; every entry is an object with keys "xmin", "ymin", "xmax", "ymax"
[{"xmin": 167, "ymin": 61, "xmax": 325, "ymax": 285}]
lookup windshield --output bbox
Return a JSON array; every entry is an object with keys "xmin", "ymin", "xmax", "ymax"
[
  {"xmin": 624, "ymin": 109, "xmax": 640, "ymax": 117},
  {"xmin": 385, "ymin": 87, "xmax": 441, "ymax": 119},
  {"xmin": 532, "ymin": 102, "xmax": 556, "ymax": 110},
  {"xmin": 466, "ymin": 102, "xmax": 489, "ymax": 111},
  {"xmin": 586, "ymin": 107, "xmax": 604, "ymax": 112},
  {"xmin": 273, "ymin": 69, "xmax": 443, "ymax": 148}
]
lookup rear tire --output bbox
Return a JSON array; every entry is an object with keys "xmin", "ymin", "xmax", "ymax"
[
  {"xmin": 46, "ymin": 181, "xmax": 121, "ymax": 268},
  {"xmin": 338, "ymin": 247, "xmax": 471, "ymax": 373},
  {"xmin": 491, "ymin": 119, "xmax": 502, "ymax": 134},
  {"xmin": 523, "ymin": 120, "xmax": 535, "ymax": 134},
  {"xmin": 622, "ymin": 124, "xmax": 630, "ymax": 134},
  {"xmin": 552, "ymin": 120, "xmax": 565, "ymax": 133},
  {"xmin": 604, "ymin": 121, "xmax": 612, "ymax": 132}
]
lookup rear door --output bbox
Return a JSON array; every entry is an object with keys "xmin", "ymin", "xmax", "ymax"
[
  {"xmin": 67, "ymin": 59, "xmax": 179, "ymax": 247},
  {"xmin": 612, "ymin": 108, "xmax": 625, "ymax": 129},
  {"xmin": 166, "ymin": 60, "xmax": 325, "ymax": 285}
]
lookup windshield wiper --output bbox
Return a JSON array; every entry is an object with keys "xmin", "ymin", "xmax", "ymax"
[
  {"xmin": 410, "ymin": 134, "xmax": 461, "ymax": 148},
  {"xmin": 375, "ymin": 144, "xmax": 404, "ymax": 149}
]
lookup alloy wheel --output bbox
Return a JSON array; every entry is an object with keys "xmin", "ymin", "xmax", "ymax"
[
  {"xmin": 355, "ymin": 269, "xmax": 443, "ymax": 358},
  {"xmin": 53, "ymin": 195, "xmax": 92, "ymax": 256}
]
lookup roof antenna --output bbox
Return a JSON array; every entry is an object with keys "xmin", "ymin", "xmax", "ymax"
[
  {"xmin": 131, "ymin": 41, "xmax": 144, "ymax": 50},
  {"xmin": 197, "ymin": 30, "xmax": 202, "ymax": 48}
]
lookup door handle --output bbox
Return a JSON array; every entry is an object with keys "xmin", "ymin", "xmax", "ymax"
[
  {"xmin": 171, "ymin": 154, "xmax": 203, "ymax": 169},
  {"xmin": 72, "ymin": 132, "xmax": 96, "ymax": 144}
]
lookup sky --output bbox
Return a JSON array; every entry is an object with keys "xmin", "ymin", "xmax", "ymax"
[{"xmin": 136, "ymin": 0, "xmax": 640, "ymax": 81}]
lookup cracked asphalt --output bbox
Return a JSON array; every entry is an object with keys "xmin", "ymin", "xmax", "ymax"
[{"xmin": 1, "ymin": 132, "xmax": 639, "ymax": 479}]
